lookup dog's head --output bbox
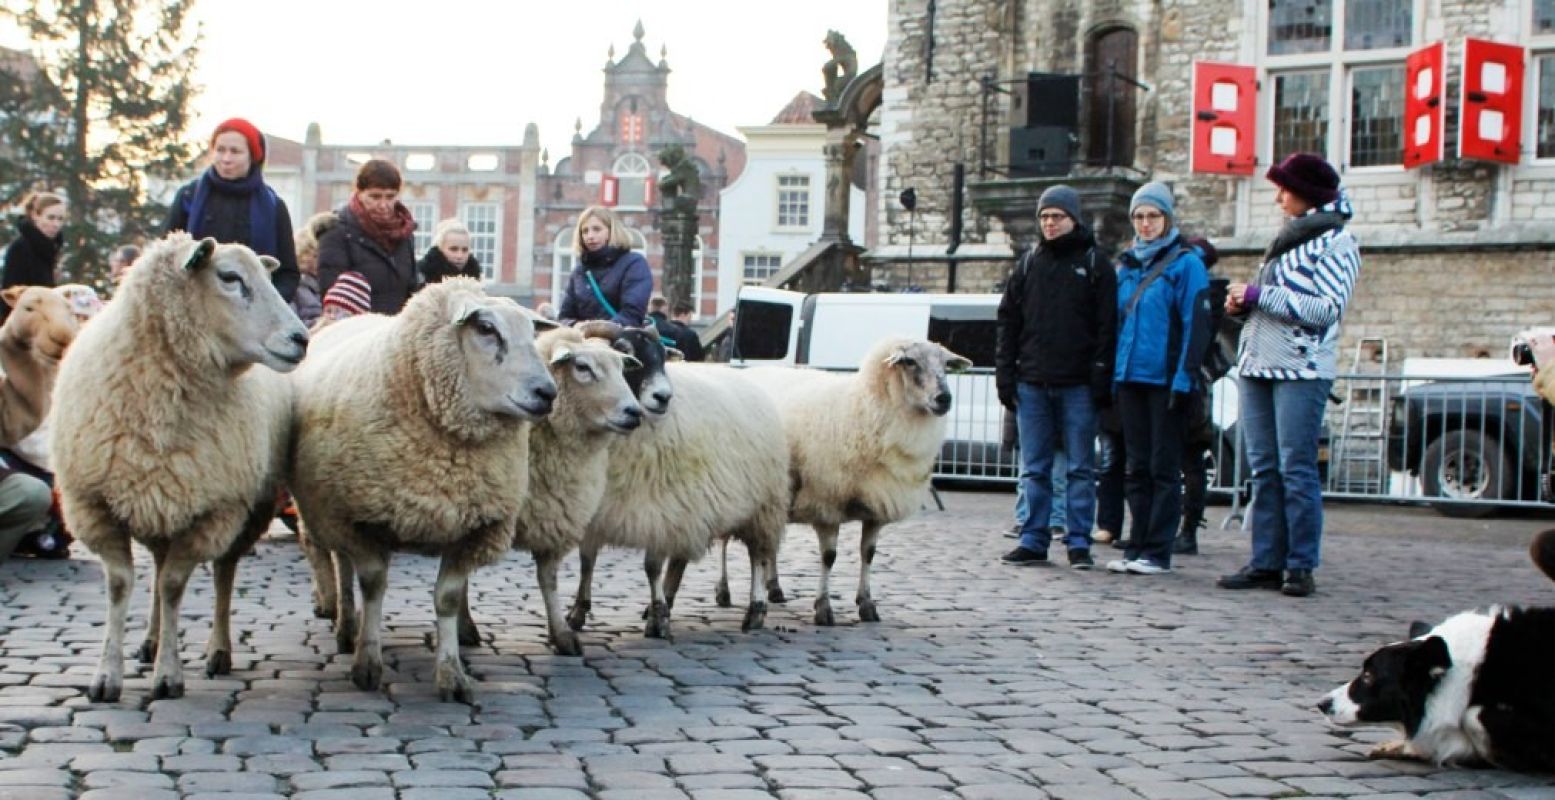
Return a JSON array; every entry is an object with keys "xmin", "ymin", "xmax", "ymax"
[{"xmin": 1317, "ymin": 625, "xmax": 1451, "ymax": 737}]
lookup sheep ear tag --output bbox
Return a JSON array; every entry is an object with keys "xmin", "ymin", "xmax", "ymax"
[
  {"xmin": 258, "ymin": 255, "xmax": 280, "ymax": 274},
  {"xmin": 184, "ymin": 238, "xmax": 218, "ymax": 272}
]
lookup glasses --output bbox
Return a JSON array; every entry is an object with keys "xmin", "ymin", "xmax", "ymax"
[
  {"xmin": 1132, "ymin": 211, "xmax": 1165, "ymax": 222},
  {"xmin": 1038, "ymin": 212, "xmax": 1070, "ymax": 222}
]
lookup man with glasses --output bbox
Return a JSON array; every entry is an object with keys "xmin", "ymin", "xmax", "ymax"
[{"xmin": 996, "ymin": 185, "xmax": 1117, "ymax": 569}]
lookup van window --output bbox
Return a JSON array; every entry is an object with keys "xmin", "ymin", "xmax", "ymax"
[
  {"xmin": 736, "ymin": 300, "xmax": 793, "ymax": 360},
  {"xmin": 928, "ymin": 316, "xmax": 997, "ymax": 368}
]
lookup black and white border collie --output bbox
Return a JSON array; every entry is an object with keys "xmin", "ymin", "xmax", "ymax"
[{"xmin": 1317, "ymin": 530, "xmax": 1555, "ymax": 772}]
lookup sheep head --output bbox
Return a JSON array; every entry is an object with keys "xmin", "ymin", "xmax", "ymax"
[
  {"xmin": 874, "ymin": 338, "xmax": 971, "ymax": 417},
  {"xmin": 176, "ymin": 235, "xmax": 310, "ymax": 373},
  {"xmin": 445, "ymin": 287, "xmax": 558, "ymax": 421},
  {"xmin": 608, "ymin": 325, "xmax": 674, "ymax": 419},
  {"xmin": 539, "ymin": 328, "xmax": 644, "ymax": 434}
]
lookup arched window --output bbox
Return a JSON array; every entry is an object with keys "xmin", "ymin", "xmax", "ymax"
[
  {"xmin": 612, "ymin": 152, "xmax": 652, "ymax": 209},
  {"xmin": 1086, "ymin": 26, "xmax": 1139, "ymax": 167},
  {"xmin": 550, "ymin": 225, "xmax": 648, "ymax": 306}
]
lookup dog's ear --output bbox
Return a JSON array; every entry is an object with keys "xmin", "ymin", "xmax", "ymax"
[
  {"xmin": 1406, "ymin": 636, "xmax": 1452, "ymax": 681},
  {"xmin": 1407, "ymin": 620, "xmax": 1432, "ymax": 640}
]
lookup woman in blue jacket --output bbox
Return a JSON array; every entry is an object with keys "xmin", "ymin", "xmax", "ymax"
[
  {"xmin": 558, "ymin": 206, "xmax": 652, "ymax": 326},
  {"xmin": 1108, "ymin": 182, "xmax": 1210, "ymax": 576}
]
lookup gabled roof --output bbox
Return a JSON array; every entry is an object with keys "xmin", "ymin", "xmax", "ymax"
[{"xmin": 770, "ymin": 92, "xmax": 823, "ymax": 125}]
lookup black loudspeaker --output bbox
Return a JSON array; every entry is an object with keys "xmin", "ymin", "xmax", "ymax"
[
  {"xmin": 1008, "ymin": 127, "xmax": 1073, "ymax": 177},
  {"xmin": 1012, "ymin": 73, "xmax": 1079, "ymax": 130}
]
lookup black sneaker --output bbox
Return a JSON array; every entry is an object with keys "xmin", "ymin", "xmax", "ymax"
[
  {"xmin": 1282, "ymin": 569, "xmax": 1315, "ymax": 597},
  {"xmin": 1067, "ymin": 548, "xmax": 1095, "ymax": 570},
  {"xmin": 1000, "ymin": 546, "xmax": 1050, "ymax": 566},
  {"xmin": 1216, "ymin": 566, "xmax": 1284, "ymax": 590}
]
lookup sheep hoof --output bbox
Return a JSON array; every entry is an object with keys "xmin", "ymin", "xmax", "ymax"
[
  {"xmin": 87, "ymin": 672, "xmax": 122, "ymax": 703},
  {"xmin": 714, "ymin": 583, "xmax": 733, "ymax": 608},
  {"xmin": 565, "ymin": 604, "xmax": 589, "ymax": 632},
  {"xmin": 205, "ymin": 649, "xmax": 232, "ymax": 677},
  {"xmin": 311, "ymin": 600, "xmax": 334, "ymax": 620},
  {"xmin": 135, "ymin": 640, "xmax": 156, "ymax": 664},
  {"xmin": 813, "ymin": 598, "xmax": 835, "ymax": 627},
  {"xmin": 435, "ymin": 659, "xmax": 476, "ymax": 705},
  {"xmin": 350, "ymin": 659, "xmax": 383, "ymax": 691},
  {"xmin": 643, "ymin": 602, "xmax": 672, "ymax": 640},
  {"xmin": 768, "ymin": 584, "xmax": 788, "ymax": 604},
  {"xmin": 551, "ymin": 628, "xmax": 582, "ymax": 657},
  {"xmin": 857, "ymin": 600, "xmax": 881, "ymax": 623},
  {"xmin": 151, "ymin": 672, "xmax": 184, "ymax": 700},
  {"xmin": 742, "ymin": 601, "xmax": 768, "ymax": 632}
]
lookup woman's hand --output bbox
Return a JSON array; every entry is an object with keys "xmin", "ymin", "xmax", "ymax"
[{"xmin": 1226, "ymin": 282, "xmax": 1249, "ymax": 315}]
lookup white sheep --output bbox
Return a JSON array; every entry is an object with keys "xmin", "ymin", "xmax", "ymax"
[
  {"xmin": 566, "ymin": 329, "xmax": 788, "ymax": 640},
  {"xmin": 452, "ymin": 324, "xmax": 644, "ymax": 656},
  {"xmin": 51, "ymin": 235, "xmax": 308, "ymax": 701},
  {"xmin": 289, "ymin": 277, "xmax": 556, "ymax": 704},
  {"xmin": 740, "ymin": 337, "xmax": 971, "ymax": 626}
]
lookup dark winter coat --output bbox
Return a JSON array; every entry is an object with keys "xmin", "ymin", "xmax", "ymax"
[
  {"xmin": 315, "ymin": 205, "xmax": 419, "ymax": 314},
  {"xmin": 558, "ymin": 249, "xmax": 652, "ymax": 327},
  {"xmin": 293, "ymin": 273, "xmax": 322, "ymax": 327},
  {"xmin": 995, "ymin": 225, "xmax": 1117, "ymax": 401},
  {"xmin": 649, "ymin": 311, "xmax": 705, "ymax": 362},
  {"xmin": 417, "ymin": 246, "xmax": 483, "ymax": 284},
  {"xmin": 165, "ymin": 179, "xmax": 300, "ymax": 302},
  {"xmin": 1, "ymin": 219, "xmax": 62, "ymax": 324}
]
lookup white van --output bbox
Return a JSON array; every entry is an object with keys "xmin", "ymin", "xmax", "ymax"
[{"xmin": 730, "ymin": 287, "xmax": 1011, "ymax": 479}]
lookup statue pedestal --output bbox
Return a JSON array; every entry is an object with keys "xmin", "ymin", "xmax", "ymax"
[{"xmin": 659, "ymin": 205, "xmax": 698, "ymax": 310}]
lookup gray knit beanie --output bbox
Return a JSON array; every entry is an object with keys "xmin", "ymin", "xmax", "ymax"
[
  {"xmin": 1130, "ymin": 181, "xmax": 1175, "ymax": 220},
  {"xmin": 1037, "ymin": 185, "xmax": 1082, "ymax": 222}
]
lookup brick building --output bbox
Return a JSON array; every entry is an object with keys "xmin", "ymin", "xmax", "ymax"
[{"xmin": 868, "ymin": 0, "xmax": 1555, "ymax": 363}]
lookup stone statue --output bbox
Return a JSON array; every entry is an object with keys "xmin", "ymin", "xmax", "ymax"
[
  {"xmin": 655, "ymin": 144, "xmax": 700, "ymax": 214},
  {"xmin": 821, "ymin": 30, "xmax": 858, "ymax": 103}
]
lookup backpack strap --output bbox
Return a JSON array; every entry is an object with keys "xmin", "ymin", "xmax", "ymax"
[{"xmin": 1123, "ymin": 244, "xmax": 1185, "ymax": 319}]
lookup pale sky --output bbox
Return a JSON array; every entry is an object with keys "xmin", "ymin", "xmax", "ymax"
[{"xmin": 4, "ymin": 0, "xmax": 888, "ymax": 160}]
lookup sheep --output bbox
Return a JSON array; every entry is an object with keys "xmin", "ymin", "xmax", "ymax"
[
  {"xmin": 452, "ymin": 324, "xmax": 644, "ymax": 656},
  {"xmin": 739, "ymin": 337, "xmax": 971, "ymax": 626},
  {"xmin": 288, "ymin": 277, "xmax": 557, "ymax": 704},
  {"xmin": 50, "ymin": 234, "xmax": 309, "ymax": 701},
  {"xmin": 1, "ymin": 286, "xmax": 78, "ymax": 448},
  {"xmin": 565, "ymin": 326, "xmax": 789, "ymax": 640}
]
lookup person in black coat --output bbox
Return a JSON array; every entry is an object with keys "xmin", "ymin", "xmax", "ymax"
[
  {"xmin": 417, "ymin": 219, "xmax": 483, "ymax": 284},
  {"xmin": 316, "ymin": 159, "xmax": 420, "ymax": 314},
  {"xmin": 164, "ymin": 118, "xmax": 299, "ymax": 302},
  {"xmin": 1, "ymin": 192, "xmax": 67, "ymax": 323}
]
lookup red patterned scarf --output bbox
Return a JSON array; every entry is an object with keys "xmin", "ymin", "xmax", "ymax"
[{"xmin": 349, "ymin": 194, "xmax": 416, "ymax": 252}]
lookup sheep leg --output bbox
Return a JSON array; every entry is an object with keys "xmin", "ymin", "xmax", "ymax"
[
  {"xmin": 204, "ymin": 553, "xmax": 239, "ymax": 677},
  {"xmin": 349, "ymin": 550, "xmax": 388, "ymax": 692},
  {"xmin": 432, "ymin": 554, "xmax": 477, "ymax": 705},
  {"xmin": 714, "ymin": 537, "xmax": 732, "ymax": 608},
  {"xmin": 456, "ymin": 586, "xmax": 480, "ymax": 648},
  {"xmin": 136, "ymin": 543, "xmax": 167, "ymax": 664},
  {"xmin": 151, "ymin": 549, "xmax": 199, "ymax": 700},
  {"xmin": 566, "ymin": 544, "xmax": 597, "ymax": 632},
  {"xmin": 766, "ymin": 547, "xmax": 787, "ymax": 604},
  {"xmin": 89, "ymin": 534, "xmax": 134, "ymax": 703},
  {"xmin": 663, "ymin": 557, "xmax": 688, "ymax": 611},
  {"xmin": 642, "ymin": 552, "xmax": 672, "ymax": 641},
  {"xmin": 333, "ymin": 554, "xmax": 359, "ymax": 655},
  {"xmin": 856, "ymin": 521, "xmax": 884, "ymax": 623},
  {"xmin": 812, "ymin": 522, "xmax": 840, "ymax": 626},
  {"xmin": 742, "ymin": 539, "xmax": 769, "ymax": 632},
  {"xmin": 298, "ymin": 524, "xmax": 338, "ymax": 620},
  {"xmin": 535, "ymin": 552, "xmax": 580, "ymax": 657}
]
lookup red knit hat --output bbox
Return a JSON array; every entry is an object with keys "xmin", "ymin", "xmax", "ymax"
[
  {"xmin": 1266, "ymin": 153, "xmax": 1340, "ymax": 208},
  {"xmin": 211, "ymin": 117, "xmax": 266, "ymax": 165},
  {"xmin": 322, "ymin": 272, "xmax": 372, "ymax": 316}
]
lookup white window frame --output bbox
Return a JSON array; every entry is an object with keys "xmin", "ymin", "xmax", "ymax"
[
  {"xmin": 612, "ymin": 152, "xmax": 652, "ymax": 211},
  {"xmin": 774, "ymin": 173, "xmax": 812, "ymax": 230},
  {"xmin": 1257, "ymin": 0, "xmax": 1422, "ymax": 174},
  {"xmin": 406, "ymin": 200, "xmax": 438, "ymax": 260},
  {"xmin": 741, "ymin": 252, "xmax": 784, "ymax": 285},
  {"xmin": 1525, "ymin": 0, "xmax": 1555, "ymax": 167},
  {"xmin": 459, "ymin": 202, "xmax": 500, "ymax": 282}
]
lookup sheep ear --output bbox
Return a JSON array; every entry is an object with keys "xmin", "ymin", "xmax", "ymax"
[
  {"xmin": 451, "ymin": 298, "xmax": 484, "ymax": 326},
  {"xmin": 665, "ymin": 347, "xmax": 686, "ymax": 362},
  {"xmin": 883, "ymin": 348, "xmax": 914, "ymax": 368},
  {"xmin": 258, "ymin": 255, "xmax": 280, "ymax": 274},
  {"xmin": 184, "ymin": 237, "xmax": 218, "ymax": 272},
  {"xmin": 521, "ymin": 306, "xmax": 559, "ymax": 331},
  {"xmin": 610, "ymin": 338, "xmax": 635, "ymax": 357},
  {"xmin": 1, "ymin": 286, "xmax": 26, "ymax": 306},
  {"xmin": 549, "ymin": 345, "xmax": 574, "ymax": 365},
  {"xmin": 943, "ymin": 347, "xmax": 973, "ymax": 372},
  {"xmin": 620, "ymin": 353, "xmax": 642, "ymax": 370}
]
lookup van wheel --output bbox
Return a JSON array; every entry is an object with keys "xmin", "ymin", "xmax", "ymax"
[{"xmin": 1422, "ymin": 430, "xmax": 1508, "ymax": 519}]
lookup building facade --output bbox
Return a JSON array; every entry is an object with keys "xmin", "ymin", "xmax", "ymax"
[{"xmin": 872, "ymin": 0, "xmax": 1555, "ymax": 362}]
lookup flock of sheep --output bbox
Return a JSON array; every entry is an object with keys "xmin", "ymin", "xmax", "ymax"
[{"xmin": 44, "ymin": 234, "xmax": 971, "ymax": 706}]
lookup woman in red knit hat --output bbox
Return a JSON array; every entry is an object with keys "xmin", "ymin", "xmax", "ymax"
[{"xmin": 164, "ymin": 118, "xmax": 300, "ymax": 303}]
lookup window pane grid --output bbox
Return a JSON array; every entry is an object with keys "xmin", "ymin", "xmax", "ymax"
[
  {"xmin": 460, "ymin": 203, "xmax": 499, "ymax": 280},
  {"xmin": 776, "ymin": 175, "xmax": 810, "ymax": 228},
  {"xmin": 1349, "ymin": 65, "xmax": 1404, "ymax": 167},
  {"xmin": 1273, "ymin": 71, "xmax": 1331, "ymax": 163},
  {"xmin": 1268, "ymin": 0, "xmax": 1332, "ymax": 55},
  {"xmin": 1539, "ymin": 56, "xmax": 1555, "ymax": 158},
  {"xmin": 1343, "ymin": 0, "xmax": 1410, "ymax": 50},
  {"xmin": 407, "ymin": 202, "xmax": 437, "ymax": 259},
  {"xmin": 743, "ymin": 254, "xmax": 783, "ymax": 285},
  {"xmin": 1537, "ymin": 0, "xmax": 1555, "ymax": 35}
]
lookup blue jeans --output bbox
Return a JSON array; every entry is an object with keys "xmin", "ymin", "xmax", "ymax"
[
  {"xmin": 1240, "ymin": 377, "xmax": 1331, "ymax": 572},
  {"xmin": 1014, "ymin": 447, "xmax": 1066, "ymax": 529},
  {"xmin": 1016, "ymin": 383, "xmax": 1097, "ymax": 554}
]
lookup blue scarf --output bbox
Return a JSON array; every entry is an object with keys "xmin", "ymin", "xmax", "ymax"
[
  {"xmin": 184, "ymin": 165, "xmax": 279, "ymax": 257},
  {"xmin": 1128, "ymin": 225, "xmax": 1182, "ymax": 267}
]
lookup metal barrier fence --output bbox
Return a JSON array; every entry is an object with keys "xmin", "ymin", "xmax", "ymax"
[{"xmin": 934, "ymin": 368, "xmax": 1555, "ymax": 516}]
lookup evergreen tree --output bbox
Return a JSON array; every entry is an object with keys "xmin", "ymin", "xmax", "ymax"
[{"xmin": 0, "ymin": 0, "xmax": 200, "ymax": 289}]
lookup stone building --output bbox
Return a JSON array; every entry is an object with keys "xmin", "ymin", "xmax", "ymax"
[
  {"xmin": 531, "ymin": 23, "xmax": 746, "ymax": 317},
  {"xmin": 865, "ymin": 0, "xmax": 1555, "ymax": 363}
]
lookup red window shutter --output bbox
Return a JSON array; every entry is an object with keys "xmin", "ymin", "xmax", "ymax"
[
  {"xmin": 1403, "ymin": 42, "xmax": 1445, "ymax": 168},
  {"xmin": 644, "ymin": 177, "xmax": 655, "ymax": 207},
  {"xmin": 1458, "ymin": 38, "xmax": 1525, "ymax": 164},
  {"xmin": 600, "ymin": 175, "xmax": 618, "ymax": 207},
  {"xmin": 1190, "ymin": 62, "xmax": 1258, "ymax": 176}
]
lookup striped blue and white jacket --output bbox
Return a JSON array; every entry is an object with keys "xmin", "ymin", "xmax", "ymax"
[{"xmin": 1236, "ymin": 200, "xmax": 1362, "ymax": 381}]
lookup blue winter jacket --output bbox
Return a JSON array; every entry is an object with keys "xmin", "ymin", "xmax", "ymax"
[
  {"xmin": 1113, "ymin": 238, "xmax": 1211, "ymax": 393},
  {"xmin": 558, "ymin": 250, "xmax": 653, "ymax": 327}
]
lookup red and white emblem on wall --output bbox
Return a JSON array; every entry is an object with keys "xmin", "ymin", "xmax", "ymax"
[
  {"xmin": 618, "ymin": 112, "xmax": 645, "ymax": 145},
  {"xmin": 1403, "ymin": 41, "xmax": 1445, "ymax": 168},
  {"xmin": 1458, "ymin": 38, "xmax": 1525, "ymax": 165},
  {"xmin": 1189, "ymin": 62, "xmax": 1258, "ymax": 176}
]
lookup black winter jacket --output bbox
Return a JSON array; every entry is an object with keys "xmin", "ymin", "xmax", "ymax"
[
  {"xmin": 316, "ymin": 205, "xmax": 419, "ymax": 314},
  {"xmin": 995, "ymin": 226, "xmax": 1117, "ymax": 399},
  {"xmin": 417, "ymin": 246, "xmax": 483, "ymax": 284},
  {"xmin": 2, "ymin": 219, "xmax": 60, "ymax": 290},
  {"xmin": 165, "ymin": 180, "xmax": 300, "ymax": 302}
]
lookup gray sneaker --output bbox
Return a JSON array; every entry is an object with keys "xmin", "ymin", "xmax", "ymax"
[{"xmin": 1067, "ymin": 548, "xmax": 1094, "ymax": 570}]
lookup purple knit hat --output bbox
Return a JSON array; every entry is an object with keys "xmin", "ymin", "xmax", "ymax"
[{"xmin": 1266, "ymin": 153, "xmax": 1340, "ymax": 208}]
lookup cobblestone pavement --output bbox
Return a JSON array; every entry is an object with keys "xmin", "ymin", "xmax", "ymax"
[{"xmin": 3, "ymin": 491, "xmax": 1554, "ymax": 799}]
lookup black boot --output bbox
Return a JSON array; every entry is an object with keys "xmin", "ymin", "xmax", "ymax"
[{"xmin": 1172, "ymin": 517, "xmax": 1201, "ymax": 555}]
